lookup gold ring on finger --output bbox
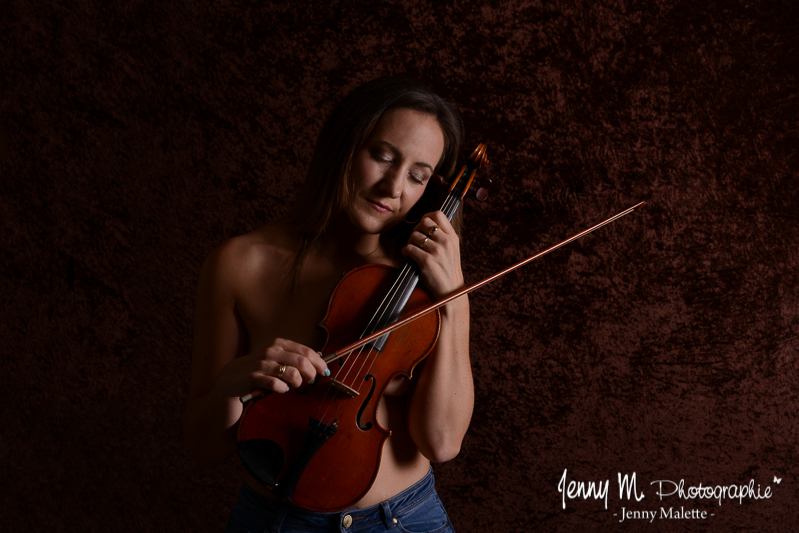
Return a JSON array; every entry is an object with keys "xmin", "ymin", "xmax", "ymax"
[
  {"xmin": 277, "ymin": 364, "xmax": 287, "ymax": 378},
  {"xmin": 428, "ymin": 226, "xmax": 439, "ymax": 237},
  {"xmin": 420, "ymin": 236, "xmax": 429, "ymax": 250}
]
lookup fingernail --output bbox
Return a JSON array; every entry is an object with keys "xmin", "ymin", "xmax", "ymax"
[
  {"xmin": 324, "ymin": 368, "xmax": 330, "ymax": 377},
  {"xmin": 285, "ymin": 385, "xmax": 290, "ymax": 392}
]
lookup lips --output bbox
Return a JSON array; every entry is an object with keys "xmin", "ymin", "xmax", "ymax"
[{"xmin": 366, "ymin": 199, "xmax": 392, "ymax": 213}]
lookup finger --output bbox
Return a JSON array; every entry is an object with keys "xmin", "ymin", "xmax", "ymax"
[
  {"xmin": 416, "ymin": 225, "xmax": 441, "ymax": 245},
  {"xmin": 281, "ymin": 342, "xmax": 331, "ymax": 378},
  {"xmin": 258, "ymin": 358, "xmax": 303, "ymax": 389},
  {"xmin": 283, "ymin": 355, "xmax": 319, "ymax": 388},
  {"xmin": 417, "ymin": 233, "xmax": 433, "ymax": 251},
  {"xmin": 286, "ymin": 360, "xmax": 313, "ymax": 389},
  {"xmin": 420, "ymin": 211, "xmax": 452, "ymax": 232},
  {"xmin": 402, "ymin": 242, "xmax": 430, "ymax": 265},
  {"xmin": 250, "ymin": 373, "xmax": 291, "ymax": 394},
  {"xmin": 413, "ymin": 214, "xmax": 440, "ymax": 236},
  {"xmin": 426, "ymin": 223, "xmax": 441, "ymax": 238},
  {"xmin": 272, "ymin": 339, "xmax": 330, "ymax": 380},
  {"xmin": 424, "ymin": 217, "xmax": 445, "ymax": 237},
  {"xmin": 412, "ymin": 226, "xmax": 449, "ymax": 254},
  {"xmin": 309, "ymin": 350, "xmax": 331, "ymax": 378}
]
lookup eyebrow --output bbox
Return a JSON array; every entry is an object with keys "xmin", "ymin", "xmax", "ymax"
[{"xmin": 374, "ymin": 141, "xmax": 435, "ymax": 171}]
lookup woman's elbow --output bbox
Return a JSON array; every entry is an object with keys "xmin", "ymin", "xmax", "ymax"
[
  {"xmin": 427, "ymin": 446, "xmax": 461, "ymax": 464},
  {"xmin": 418, "ymin": 435, "xmax": 463, "ymax": 463}
]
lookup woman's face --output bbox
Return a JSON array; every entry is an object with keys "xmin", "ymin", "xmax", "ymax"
[{"xmin": 347, "ymin": 108, "xmax": 445, "ymax": 235}]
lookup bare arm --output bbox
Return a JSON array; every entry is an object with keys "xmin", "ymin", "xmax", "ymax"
[
  {"xmin": 402, "ymin": 211, "xmax": 474, "ymax": 463},
  {"xmin": 184, "ymin": 242, "xmax": 247, "ymax": 466},
  {"xmin": 183, "ymin": 239, "xmax": 328, "ymax": 467}
]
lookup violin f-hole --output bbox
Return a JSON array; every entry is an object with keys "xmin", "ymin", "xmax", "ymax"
[{"xmin": 356, "ymin": 374, "xmax": 376, "ymax": 431}]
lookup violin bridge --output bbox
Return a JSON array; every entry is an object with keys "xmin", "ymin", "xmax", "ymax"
[{"xmin": 330, "ymin": 379, "xmax": 359, "ymax": 398}]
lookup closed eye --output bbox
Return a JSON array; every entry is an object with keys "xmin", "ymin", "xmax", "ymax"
[
  {"xmin": 371, "ymin": 150, "xmax": 392, "ymax": 163},
  {"xmin": 409, "ymin": 172, "xmax": 426, "ymax": 185}
]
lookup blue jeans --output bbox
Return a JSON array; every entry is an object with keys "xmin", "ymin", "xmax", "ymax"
[{"xmin": 225, "ymin": 468, "xmax": 454, "ymax": 533}]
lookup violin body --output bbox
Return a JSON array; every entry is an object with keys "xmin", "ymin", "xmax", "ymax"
[
  {"xmin": 238, "ymin": 263, "xmax": 440, "ymax": 511},
  {"xmin": 238, "ymin": 143, "xmax": 488, "ymax": 512}
]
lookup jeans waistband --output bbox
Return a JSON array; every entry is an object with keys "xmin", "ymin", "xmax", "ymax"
[{"xmin": 238, "ymin": 467, "xmax": 436, "ymax": 532}]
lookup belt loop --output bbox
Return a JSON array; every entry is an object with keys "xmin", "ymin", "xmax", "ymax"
[{"xmin": 380, "ymin": 501, "xmax": 395, "ymax": 529}]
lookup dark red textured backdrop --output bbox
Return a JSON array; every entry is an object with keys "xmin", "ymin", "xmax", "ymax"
[{"xmin": 2, "ymin": 1, "xmax": 797, "ymax": 531}]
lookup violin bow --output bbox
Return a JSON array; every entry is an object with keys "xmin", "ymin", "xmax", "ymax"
[{"xmin": 322, "ymin": 201, "xmax": 645, "ymax": 365}]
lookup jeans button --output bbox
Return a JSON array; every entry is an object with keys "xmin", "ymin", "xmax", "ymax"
[{"xmin": 342, "ymin": 514, "xmax": 352, "ymax": 528}]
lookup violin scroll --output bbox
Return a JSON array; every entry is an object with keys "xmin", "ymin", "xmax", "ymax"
[
  {"xmin": 467, "ymin": 143, "xmax": 491, "ymax": 202},
  {"xmin": 441, "ymin": 143, "xmax": 491, "ymax": 203},
  {"xmin": 467, "ymin": 143, "xmax": 489, "ymax": 168}
]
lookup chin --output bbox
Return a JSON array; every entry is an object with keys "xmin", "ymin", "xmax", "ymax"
[{"xmin": 350, "ymin": 205, "xmax": 401, "ymax": 235}]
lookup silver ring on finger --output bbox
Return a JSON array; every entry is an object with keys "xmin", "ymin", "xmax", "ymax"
[{"xmin": 277, "ymin": 364, "xmax": 287, "ymax": 378}]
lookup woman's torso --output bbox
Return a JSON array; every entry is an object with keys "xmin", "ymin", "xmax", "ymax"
[{"xmin": 235, "ymin": 224, "xmax": 431, "ymax": 508}]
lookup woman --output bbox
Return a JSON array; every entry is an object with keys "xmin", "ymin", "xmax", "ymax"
[{"xmin": 184, "ymin": 77, "xmax": 474, "ymax": 532}]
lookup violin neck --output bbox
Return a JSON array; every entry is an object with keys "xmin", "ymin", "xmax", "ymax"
[{"xmin": 360, "ymin": 187, "xmax": 464, "ymax": 351}]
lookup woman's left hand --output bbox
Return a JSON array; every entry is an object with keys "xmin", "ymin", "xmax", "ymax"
[
  {"xmin": 402, "ymin": 210, "xmax": 473, "ymax": 464},
  {"xmin": 402, "ymin": 211, "xmax": 464, "ymax": 300}
]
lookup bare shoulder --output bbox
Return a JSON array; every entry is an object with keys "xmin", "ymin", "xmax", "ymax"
[
  {"xmin": 200, "ymin": 224, "xmax": 298, "ymax": 294},
  {"xmin": 189, "ymin": 224, "xmax": 300, "ymax": 399}
]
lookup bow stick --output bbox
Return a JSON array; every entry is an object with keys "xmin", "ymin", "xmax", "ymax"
[
  {"xmin": 240, "ymin": 200, "xmax": 644, "ymax": 403},
  {"xmin": 321, "ymin": 200, "xmax": 645, "ymax": 365}
]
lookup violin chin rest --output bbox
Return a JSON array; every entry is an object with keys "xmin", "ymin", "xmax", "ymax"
[{"xmin": 238, "ymin": 439, "xmax": 284, "ymax": 487}]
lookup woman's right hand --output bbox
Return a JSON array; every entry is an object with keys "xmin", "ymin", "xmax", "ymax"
[
  {"xmin": 215, "ymin": 338, "xmax": 330, "ymax": 398},
  {"xmin": 185, "ymin": 237, "xmax": 332, "ymax": 466}
]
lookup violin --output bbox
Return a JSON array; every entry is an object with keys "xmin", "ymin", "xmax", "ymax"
[
  {"xmin": 237, "ymin": 141, "xmax": 644, "ymax": 512},
  {"xmin": 237, "ymin": 144, "xmax": 490, "ymax": 512}
]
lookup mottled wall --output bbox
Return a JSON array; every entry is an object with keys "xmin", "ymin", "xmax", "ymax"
[{"xmin": 2, "ymin": 0, "xmax": 797, "ymax": 531}]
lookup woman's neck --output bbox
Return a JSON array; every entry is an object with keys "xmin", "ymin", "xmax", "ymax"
[{"xmin": 316, "ymin": 215, "xmax": 389, "ymax": 271}]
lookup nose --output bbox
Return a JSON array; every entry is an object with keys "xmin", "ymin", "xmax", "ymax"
[{"xmin": 378, "ymin": 166, "xmax": 403, "ymax": 198}]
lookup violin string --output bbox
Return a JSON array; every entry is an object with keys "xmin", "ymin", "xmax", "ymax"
[
  {"xmin": 343, "ymin": 264, "xmax": 422, "ymax": 396},
  {"xmin": 352, "ymin": 176, "xmax": 464, "ymax": 357},
  {"xmin": 313, "ymin": 240, "xmax": 429, "ymax": 427},
  {"xmin": 316, "ymin": 263, "xmax": 423, "ymax": 424},
  {"xmin": 338, "ymin": 262, "xmax": 415, "ymax": 385},
  {"xmin": 328, "ymin": 171, "xmax": 466, "ymax": 385},
  {"xmin": 311, "ymin": 257, "xmax": 420, "ymax": 428},
  {"xmin": 350, "ymin": 199, "xmax": 454, "ymax": 387},
  {"xmin": 310, "ymin": 166, "xmax": 471, "ymax": 431},
  {"xmin": 353, "ymin": 173, "xmax": 466, "ymax": 384},
  {"xmin": 313, "ymin": 263, "xmax": 417, "ymax": 427},
  {"xmin": 314, "ymin": 343, "xmax": 377, "ymax": 428},
  {"xmin": 347, "ymin": 259, "xmax": 426, "ymax": 382},
  {"xmin": 358, "ymin": 184, "xmax": 464, "ymax": 381},
  {"xmin": 310, "ymin": 222, "xmax": 429, "ymax": 426},
  {"xmin": 350, "ymin": 163, "xmax": 469, "ymax": 353}
]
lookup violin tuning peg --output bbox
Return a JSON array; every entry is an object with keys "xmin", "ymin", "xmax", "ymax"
[{"xmin": 474, "ymin": 176, "xmax": 492, "ymax": 202}]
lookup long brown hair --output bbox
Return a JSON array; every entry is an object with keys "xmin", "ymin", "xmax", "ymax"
[{"xmin": 282, "ymin": 76, "xmax": 464, "ymax": 275}]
